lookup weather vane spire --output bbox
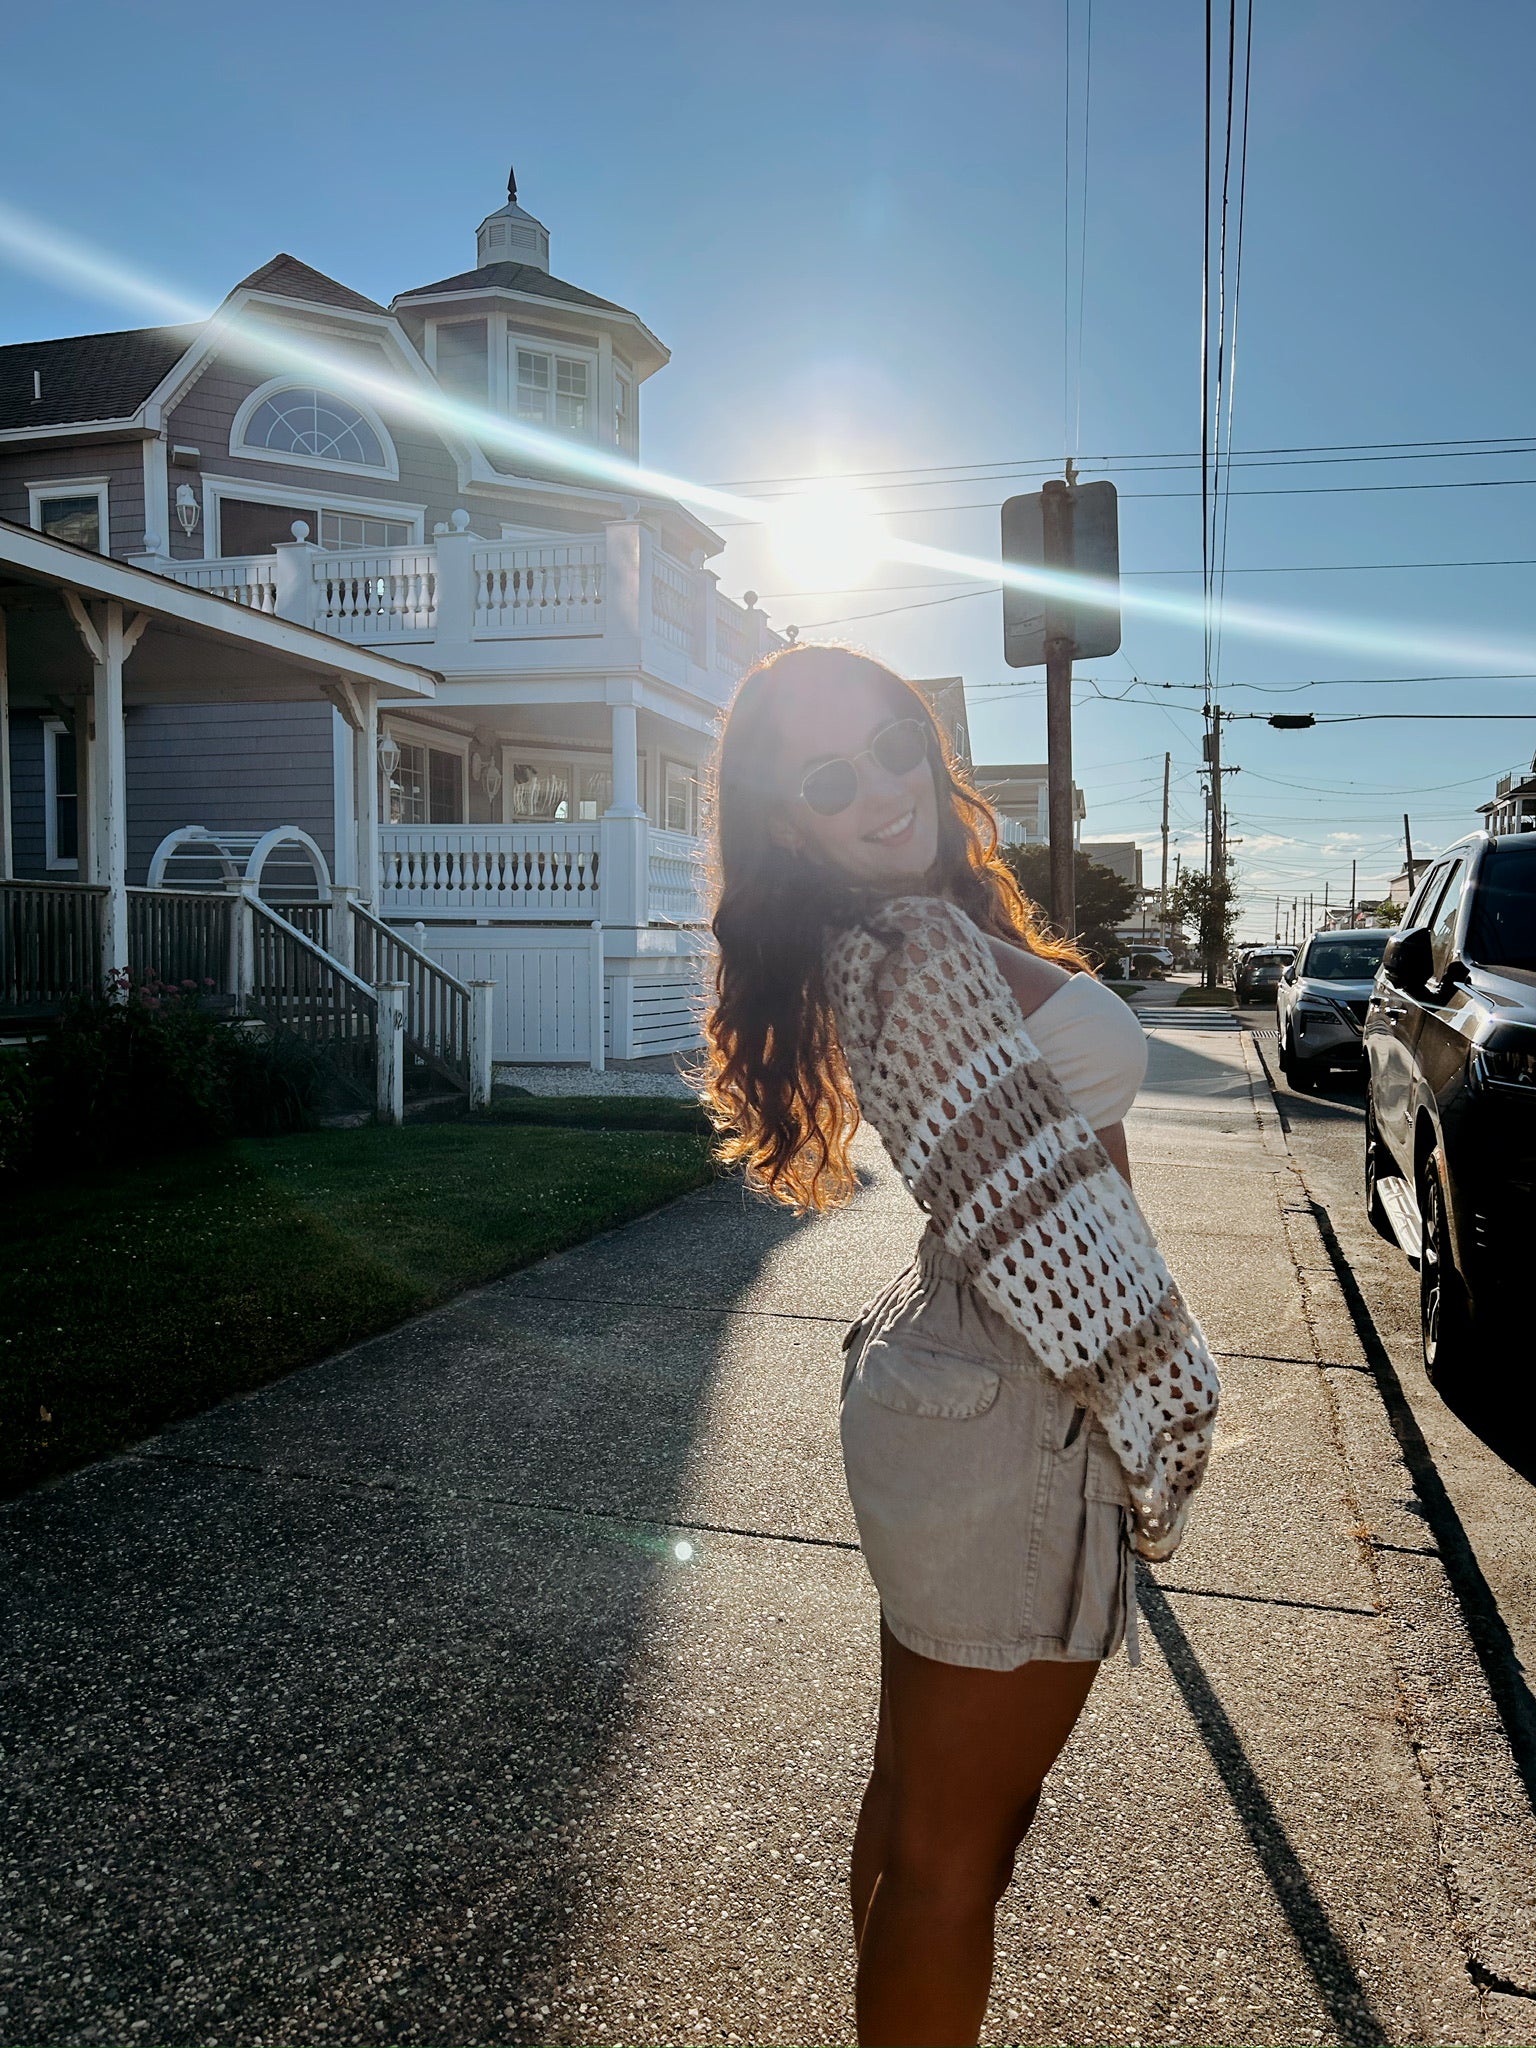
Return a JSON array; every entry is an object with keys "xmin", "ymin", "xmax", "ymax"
[{"xmin": 507, "ymin": 164, "xmax": 517, "ymax": 205}]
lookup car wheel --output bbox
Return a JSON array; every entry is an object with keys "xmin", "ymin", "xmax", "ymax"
[
  {"xmin": 1420, "ymin": 1149, "xmax": 1472, "ymax": 1387},
  {"xmin": 1364, "ymin": 1094, "xmax": 1393, "ymax": 1239},
  {"xmin": 1277, "ymin": 1024, "xmax": 1296, "ymax": 1078}
]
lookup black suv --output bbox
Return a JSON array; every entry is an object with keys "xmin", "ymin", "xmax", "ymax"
[{"xmin": 1363, "ymin": 830, "xmax": 1536, "ymax": 1382}]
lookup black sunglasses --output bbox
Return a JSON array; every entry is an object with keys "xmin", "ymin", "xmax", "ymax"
[{"xmin": 798, "ymin": 717, "xmax": 931, "ymax": 817}]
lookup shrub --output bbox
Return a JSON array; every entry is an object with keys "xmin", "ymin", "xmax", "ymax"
[{"xmin": 8, "ymin": 978, "xmax": 326, "ymax": 1179}]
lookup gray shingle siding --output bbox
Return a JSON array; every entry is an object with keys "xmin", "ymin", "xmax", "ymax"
[
  {"xmin": 125, "ymin": 702, "xmax": 335, "ymax": 884},
  {"xmin": 7, "ymin": 714, "xmax": 50, "ymax": 878},
  {"xmin": 0, "ymin": 442, "xmax": 146, "ymax": 556}
]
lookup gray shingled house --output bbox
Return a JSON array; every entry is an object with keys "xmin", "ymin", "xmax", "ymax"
[{"xmin": 0, "ymin": 170, "xmax": 776, "ymax": 1073}]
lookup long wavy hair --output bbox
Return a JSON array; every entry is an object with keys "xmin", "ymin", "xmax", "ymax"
[{"xmin": 698, "ymin": 642, "xmax": 1088, "ymax": 1211}]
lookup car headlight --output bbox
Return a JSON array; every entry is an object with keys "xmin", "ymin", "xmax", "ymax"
[{"xmin": 1470, "ymin": 1044, "xmax": 1536, "ymax": 1091}]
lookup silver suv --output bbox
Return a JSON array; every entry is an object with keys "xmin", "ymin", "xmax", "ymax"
[{"xmin": 1276, "ymin": 928, "xmax": 1391, "ymax": 1088}]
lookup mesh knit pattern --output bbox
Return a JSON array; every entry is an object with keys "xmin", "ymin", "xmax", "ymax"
[{"xmin": 824, "ymin": 894, "xmax": 1219, "ymax": 1561}]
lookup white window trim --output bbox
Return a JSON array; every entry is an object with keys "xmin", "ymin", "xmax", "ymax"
[
  {"xmin": 203, "ymin": 475, "xmax": 426, "ymax": 560},
  {"xmin": 228, "ymin": 375, "xmax": 401, "ymax": 481},
  {"xmin": 42, "ymin": 717, "xmax": 78, "ymax": 871},
  {"xmin": 28, "ymin": 476, "xmax": 110, "ymax": 552},
  {"xmin": 508, "ymin": 334, "xmax": 600, "ymax": 442},
  {"xmin": 661, "ymin": 756, "xmax": 699, "ymax": 837}
]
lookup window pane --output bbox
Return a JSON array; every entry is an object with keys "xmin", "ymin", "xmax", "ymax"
[
  {"xmin": 577, "ymin": 765, "xmax": 613, "ymax": 821},
  {"xmin": 554, "ymin": 358, "xmax": 589, "ymax": 433},
  {"xmin": 39, "ymin": 495, "xmax": 101, "ymax": 550},
  {"xmin": 52, "ymin": 729, "xmax": 78, "ymax": 861},
  {"xmin": 428, "ymin": 749, "xmax": 464, "ymax": 824},
  {"xmin": 435, "ymin": 319, "xmax": 488, "ymax": 400},
  {"xmin": 664, "ymin": 761, "xmax": 693, "ymax": 835},
  {"xmin": 221, "ymin": 497, "xmax": 319, "ymax": 555},
  {"xmin": 508, "ymin": 761, "xmax": 571, "ymax": 820},
  {"xmin": 516, "ymin": 350, "xmax": 551, "ymax": 424},
  {"xmin": 391, "ymin": 742, "xmax": 426, "ymax": 825},
  {"xmin": 244, "ymin": 388, "xmax": 386, "ymax": 467}
]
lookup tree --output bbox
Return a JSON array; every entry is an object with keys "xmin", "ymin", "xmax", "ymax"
[
  {"xmin": 1364, "ymin": 898, "xmax": 1403, "ymax": 927},
  {"xmin": 999, "ymin": 845, "xmax": 1138, "ymax": 970},
  {"xmin": 1169, "ymin": 869, "xmax": 1238, "ymax": 987}
]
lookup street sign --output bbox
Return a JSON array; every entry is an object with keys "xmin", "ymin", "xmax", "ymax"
[{"xmin": 1000, "ymin": 479, "xmax": 1121, "ymax": 667}]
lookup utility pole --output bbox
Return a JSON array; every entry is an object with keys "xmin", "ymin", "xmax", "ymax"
[
  {"xmin": 1403, "ymin": 812, "xmax": 1417, "ymax": 894},
  {"xmin": 1159, "ymin": 751, "xmax": 1170, "ymax": 941},
  {"xmin": 1274, "ymin": 893, "xmax": 1281, "ymax": 942},
  {"xmin": 1350, "ymin": 858, "xmax": 1358, "ymax": 928},
  {"xmin": 1041, "ymin": 474, "xmax": 1076, "ymax": 939}
]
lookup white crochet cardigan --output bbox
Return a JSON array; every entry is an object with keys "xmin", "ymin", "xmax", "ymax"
[{"xmin": 824, "ymin": 894, "xmax": 1219, "ymax": 1561}]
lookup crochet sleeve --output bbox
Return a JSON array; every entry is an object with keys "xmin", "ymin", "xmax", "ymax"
[{"xmin": 826, "ymin": 896, "xmax": 1218, "ymax": 1559}]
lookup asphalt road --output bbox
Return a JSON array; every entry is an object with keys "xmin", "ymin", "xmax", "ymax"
[{"xmin": 1238, "ymin": 1001, "xmax": 1536, "ymax": 1760}]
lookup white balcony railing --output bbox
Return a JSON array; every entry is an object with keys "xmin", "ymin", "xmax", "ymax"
[
  {"xmin": 647, "ymin": 827, "xmax": 708, "ymax": 926},
  {"xmin": 162, "ymin": 528, "xmax": 777, "ymax": 689},
  {"xmin": 170, "ymin": 555, "xmax": 280, "ymax": 614},
  {"xmin": 473, "ymin": 540, "xmax": 604, "ymax": 635},
  {"xmin": 379, "ymin": 825, "xmax": 601, "ymax": 918},
  {"xmin": 313, "ymin": 549, "xmax": 438, "ymax": 640}
]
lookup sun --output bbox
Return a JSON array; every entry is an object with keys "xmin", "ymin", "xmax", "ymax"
[{"xmin": 768, "ymin": 484, "xmax": 886, "ymax": 595}]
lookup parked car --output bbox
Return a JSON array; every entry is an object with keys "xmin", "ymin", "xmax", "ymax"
[
  {"xmin": 1234, "ymin": 947, "xmax": 1294, "ymax": 1003},
  {"xmin": 1275, "ymin": 928, "xmax": 1390, "ymax": 1087},
  {"xmin": 1363, "ymin": 830, "xmax": 1536, "ymax": 1383}
]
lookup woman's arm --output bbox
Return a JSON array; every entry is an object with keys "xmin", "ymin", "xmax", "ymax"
[
  {"xmin": 984, "ymin": 933, "xmax": 1072, "ymax": 1021},
  {"xmin": 1096, "ymin": 1119, "xmax": 1133, "ymax": 1186}
]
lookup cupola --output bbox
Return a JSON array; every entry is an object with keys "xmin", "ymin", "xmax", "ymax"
[{"xmin": 475, "ymin": 167, "xmax": 550, "ymax": 273}]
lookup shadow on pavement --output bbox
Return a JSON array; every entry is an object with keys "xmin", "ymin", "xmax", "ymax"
[
  {"xmin": 1136, "ymin": 1573, "xmax": 1390, "ymax": 2047},
  {"xmin": 0, "ymin": 1179, "xmax": 825, "ymax": 2043}
]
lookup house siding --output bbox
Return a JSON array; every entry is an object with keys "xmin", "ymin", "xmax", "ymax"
[
  {"xmin": 124, "ymin": 701, "xmax": 335, "ymax": 884},
  {"xmin": 7, "ymin": 713, "xmax": 50, "ymax": 878},
  {"xmin": 0, "ymin": 440, "xmax": 147, "ymax": 556}
]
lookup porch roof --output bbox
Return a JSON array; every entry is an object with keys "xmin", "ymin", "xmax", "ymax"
[{"xmin": 0, "ymin": 518, "xmax": 439, "ymax": 709}]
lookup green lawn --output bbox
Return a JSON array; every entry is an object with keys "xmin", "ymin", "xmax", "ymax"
[
  {"xmin": 1, "ymin": 1113, "xmax": 715, "ymax": 1496},
  {"xmin": 1177, "ymin": 985, "xmax": 1238, "ymax": 1006}
]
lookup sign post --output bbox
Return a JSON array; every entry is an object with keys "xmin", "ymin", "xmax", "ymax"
[{"xmin": 1001, "ymin": 475, "xmax": 1120, "ymax": 939}]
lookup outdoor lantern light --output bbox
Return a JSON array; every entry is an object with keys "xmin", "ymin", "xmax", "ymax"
[
  {"xmin": 377, "ymin": 730, "xmax": 402, "ymax": 781},
  {"xmin": 483, "ymin": 760, "xmax": 503, "ymax": 803},
  {"xmin": 174, "ymin": 483, "xmax": 200, "ymax": 537}
]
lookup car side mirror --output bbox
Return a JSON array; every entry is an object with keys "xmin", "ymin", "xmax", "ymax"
[
  {"xmin": 1382, "ymin": 925, "xmax": 1433, "ymax": 992},
  {"xmin": 1281, "ymin": 965, "xmax": 1296, "ymax": 984}
]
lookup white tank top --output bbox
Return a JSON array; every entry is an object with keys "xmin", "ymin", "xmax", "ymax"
[{"xmin": 1025, "ymin": 972, "xmax": 1149, "ymax": 1129}]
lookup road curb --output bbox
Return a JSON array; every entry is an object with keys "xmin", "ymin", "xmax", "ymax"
[{"xmin": 1236, "ymin": 1021, "xmax": 1536, "ymax": 2017}]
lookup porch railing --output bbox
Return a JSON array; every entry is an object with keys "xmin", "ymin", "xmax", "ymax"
[
  {"xmin": 647, "ymin": 828, "xmax": 708, "ymax": 926},
  {"xmin": 378, "ymin": 825, "xmax": 601, "ymax": 918},
  {"xmin": 126, "ymin": 887, "xmax": 235, "ymax": 995},
  {"xmin": 650, "ymin": 548, "xmax": 696, "ymax": 657},
  {"xmin": 245, "ymin": 899, "xmax": 378, "ymax": 1101},
  {"xmin": 170, "ymin": 555, "xmax": 280, "ymax": 613},
  {"xmin": 473, "ymin": 541, "xmax": 604, "ymax": 635},
  {"xmin": 350, "ymin": 901, "xmax": 471, "ymax": 1092},
  {"xmin": 312, "ymin": 549, "xmax": 439, "ymax": 640},
  {"xmin": 0, "ymin": 879, "xmax": 106, "ymax": 1014},
  {"xmin": 715, "ymin": 591, "xmax": 756, "ymax": 676}
]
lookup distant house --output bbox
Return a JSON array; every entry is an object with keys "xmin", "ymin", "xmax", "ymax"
[
  {"xmin": 1478, "ymin": 753, "xmax": 1536, "ymax": 837},
  {"xmin": 970, "ymin": 763, "xmax": 1084, "ymax": 847},
  {"xmin": 1080, "ymin": 839, "xmax": 1143, "ymax": 889},
  {"xmin": 0, "ymin": 169, "xmax": 778, "ymax": 1064}
]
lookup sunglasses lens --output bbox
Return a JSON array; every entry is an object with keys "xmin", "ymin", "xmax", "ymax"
[
  {"xmin": 871, "ymin": 719, "xmax": 928, "ymax": 776},
  {"xmin": 802, "ymin": 760, "xmax": 860, "ymax": 816}
]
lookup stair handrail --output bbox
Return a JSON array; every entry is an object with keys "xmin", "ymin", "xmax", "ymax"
[{"xmin": 348, "ymin": 900, "xmax": 473, "ymax": 1096}]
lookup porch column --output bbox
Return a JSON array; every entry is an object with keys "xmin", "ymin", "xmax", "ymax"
[
  {"xmin": 355, "ymin": 685, "xmax": 380, "ymax": 908},
  {"xmin": 600, "ymin": 690, "xmax": 649, "ymax": 935},
  {"xmin": 0, "ymin": 607, "xmax": 11, "ymax": 879},
  {"xmin": 94, "ymin": 604, "xmax": 129, "ymax": 979}
]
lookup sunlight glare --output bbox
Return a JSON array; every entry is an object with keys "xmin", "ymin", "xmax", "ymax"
[{"xmin": 770, "ymin": 485, "xmax": 886, "ymax": 594}]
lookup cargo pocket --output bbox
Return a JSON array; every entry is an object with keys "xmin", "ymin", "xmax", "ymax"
[
  {"xmin": 1063, "ymin": 1432, "xmax": 1134, "ymax": 1659},
  {"xmin": 855, "ymin": 1335, "xmax": 1002, "ymax": 1420}
]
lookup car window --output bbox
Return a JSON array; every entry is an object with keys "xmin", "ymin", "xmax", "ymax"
[
  {"xmin": 1465, "ymin": 839, "xmax": 1536, "ymax": 969},
  {"xmin": 1427, "ymin": 859, "xmax": 1466, "ymax": 979},
  {"xmin": 1405, "ymin": 861, "xmax": 1447, "ymax": 929},
  {"xmin": 1302, "ymin": 933, "xmax": 1390, "ymax": 980}
]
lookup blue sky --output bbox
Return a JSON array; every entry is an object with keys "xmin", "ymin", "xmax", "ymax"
[{"xmin": 4, "ymin": 0, "xmax": 1535, "ymax": 935}]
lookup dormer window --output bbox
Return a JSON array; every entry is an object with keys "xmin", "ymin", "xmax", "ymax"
[
  {"xmin": 231, "ymin": 379, "xmax": 398, "ymax": 478},
  {"xmin": 514, "ymin": 346, "xmax": 590, "ymax": 435}
]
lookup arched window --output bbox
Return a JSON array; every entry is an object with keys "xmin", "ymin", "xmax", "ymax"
[{"xmin": 236, "ymin": 385, "xmax": 393, "ymax": 472}]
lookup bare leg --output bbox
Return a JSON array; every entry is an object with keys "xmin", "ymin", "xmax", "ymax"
[
  {"xmin": 850, "ymin": 1622, "xmax": 894, "ymax": 1953},
  {"xmin": 854, "ymin": 1623, "xmax": 1100, "ymax": 2048}
]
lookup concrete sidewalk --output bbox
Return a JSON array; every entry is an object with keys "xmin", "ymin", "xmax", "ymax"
[{"xmin": 3, "ymin": 1017, "xmax": 1534, "ymax": 2044}]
